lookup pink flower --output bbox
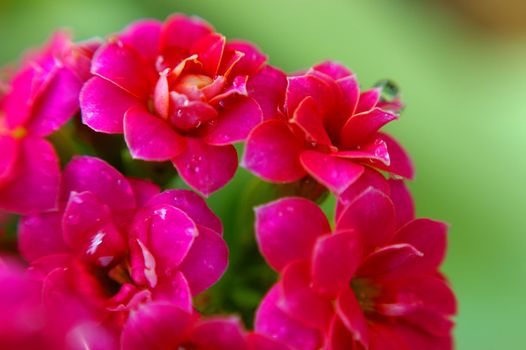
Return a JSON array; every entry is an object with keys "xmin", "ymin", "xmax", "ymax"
[
  {"xmin": 0, "ymin": 32, "xmax": 96, "ymax": 214},
  {"xmin": 0, "ymin": 258, "xmax": 116, "ymax": 349},
  {"xmin": 242, "ymin": 61, "xmax": 414, "ymax": 195},
  {"xmin": 253, "ymin": 180, "xmax": 455, "ymax": 349},
  {"xmin": 18, "ymin": 156, "xmax": 228, "ymax": 340},
  {"xmin": 80, "ymin": 14, "xmax": 266, "ymax": 196}
]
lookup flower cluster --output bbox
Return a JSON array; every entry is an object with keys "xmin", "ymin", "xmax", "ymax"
[{"xmin": 0, "ymin": 13, "xmax": 455, "ymax": 350}]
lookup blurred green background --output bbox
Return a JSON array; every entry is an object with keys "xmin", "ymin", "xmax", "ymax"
[{"xmin": 1, "ymin": 0, "xmax": 525, "ymax": 348}]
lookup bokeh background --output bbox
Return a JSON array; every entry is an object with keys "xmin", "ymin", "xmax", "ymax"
[{"xmin": 2, "ymin": 0, "xmax": 526, "ymax": 348}]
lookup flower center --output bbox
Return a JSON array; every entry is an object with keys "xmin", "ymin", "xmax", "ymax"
[{"xmin": 351, "ymin": 277, "xmax": 381, "ymax": 314}]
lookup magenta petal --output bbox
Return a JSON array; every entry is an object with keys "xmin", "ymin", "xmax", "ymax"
[
  {"xmin": 300, "ymin": 151, "xmax": 364, "ymax": 194},
  {"xmin": 255, "ymin": 285, "xmax": 322, "ymax": 350},
  {"xmin": 190, "ymin": 317, "xmax": 247, "ymax": 350},
  {"xmin": 242, "ymin": 120, "xmax": 306, "ymax": 183},
  {"xmin": 179, "ymin": 225, "xmax": 228, "ymax": 295},
  {"xmin": 204, "ymin": 96, "xmax": 262, "ymax": 145},
  {"xmin": 357, "ymin": 243, "xmax": 423, "ymax": 281},
  {"xmin": 279, "ymin": 261, "xmax": 333, "ymax": 330},
  {"xmin": 128, "ymin": 178, "xmax": 160, "ymax": 207},
  {"xmin": 355, "ymin": 89, "xmax": 380, "ymax": 114},
  {"xmin": 62, "ymin": 156, "xmax": 136, "ymax": 214},
  {"xmin": 148, "ymin": 205, "xmax": 197, "ymax": 270},
  {"xmin": 285, "ymin": 74, "xmax": 334, "ymax": 116},
  {"xmin": 0, "ymin": 136, "xmax": 18, "ymax": 186},
  {"xmin": 247, "ymin": 66, "xmax": 287, "ymax": 121},
  {"xmin": 394, "ymin": 219, "xmax": 448, "ymax": 273},
  {"xmin": 161, "ymin": 14, "xmax": 213, "ymax": 51},
  {"xmin": 121, "ymin": 302, "xmax": 193, "ymax": 350},
  {"xmin": 0, "ymin": 137, "xmax": 60, "ymax": 214},
  {"xmin": 335, "ymin": 288, "xmax": 369, "ymax": 347},
  {"xmin": 312, "ymin": 230, "xmax": 362, "ymax": 297},
  {"xmin": 401, "ymin": 275, "xmax": 457, "ymax": 316},
  {"xmin": 81, "ymin": 77, "xmax": 141, "ymax": 134},
  {"xmin": 124, "ymin": 106, "xmax": 186, "ymax": 161},
  {"xmin": 336, "ymin": 187, "xmax": 396, "ymax": 248},
  {"xmin": 18, "ymin": 213, "xmax": 67, "ymax": 262},
  {"xmin": 327, "ymin": 316, "xmax": 356, "ymax": 350},
  {"xmin": 147, "ymin": 189, "xmax": 222, "ymax": 234},
  {"xmin": 291, "ymin": 97, "xmax": 332, "ymax": 146},
  {"xmin": 337, "ymin": 75, "xmax": 360, "ymax": 116},
  {"xmin": 153, "ymin": 271, "xmax": 193, "ymax": 313},
  {"xmin": 394, "ymin": 322, "xmax": 453, "ymax": 350},
  {"xmin": 172, "ymin": 139, "xmax": 237, "ymax": 196},
  {"xmin": 247, "ymin": 333, "xmax": 292, "ymax": 350},
  {"xmin": 91, "ymin": 42, "xmax": 154, "ymax": 99},
  {"xmin": 224, "ymin": 40, "xmax": 267, "ymax": 77},
  {"xmin": 121, "ymin": 20, "xmax": 162, "ymax": 62},
  {"xmin": 336, "ymin": 137, "xmax": 391, "ymax": 166},
  {"xmin": 337, "ymin": 167, "xmax": 390, "ymax": 216},
  {"xmin": 192, "ymin": 33, "xmax": 225, "ymax": 76},
  {"xmin": 255, "ymin": 197, "xmax": 329, "ymax": 272},
  {"xmin": 312, "ymin": 61, "xmax": 352, "ymax": 80},
  {"xmin": 375, "ymin": 132, "xmax": 415, "ymax": 179},
  {"xmin": 388, "ymin": 179, "xmax": 415, "ymax": 228},
  {"xmin": 340, "ymin": 108, "xmax": 398, "ymax": 148},
  {"xmin": 27, "ymin": 67, "xmax": 82, "ymax": 137}
]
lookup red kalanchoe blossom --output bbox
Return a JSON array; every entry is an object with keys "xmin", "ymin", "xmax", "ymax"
[
  {"xmin": 18, "ymin": 156, "xmax": 228, "ymax": 343},
  {"xmin": 80, "ymin": 14, "xmax": 266, "ymax": 196},
  {"xmin": 0, "ymin": 32, "xmax": 96, "ymax": 214},
  {"xmin": 253, "ymin": 182, "xmax": 456, "ymax": 349},
  {"xmin": 242, "ymin": 61, "xmax": 414, "ymax": 195}
]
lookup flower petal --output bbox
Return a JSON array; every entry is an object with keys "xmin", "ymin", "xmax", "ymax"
[
  {"xmin": 172, "ymin": 139, "xmax": 237, "ymax": 196},
  {"xmin": 124, "ymin": 106, "xmax": 186, "ymax": 161},
  {"xmin": 161, "ymin": 14, "xmax": 213, "ymax": 51},
  {"xmin": 192, "ymin": 33, "xmax": 225, "ymax": 76},
  {"xmin": 393, "ymin": 322, "xmax": 453, "ymax": 350},
  {"xmin": 355, "ymin": 88, "xmax": 380, "ymax": 114},
  {"xmin": 300, "ymin": 151, "xmax": 364, "ymax": 194},
  {"xmin": 312, "ymin": 61, "xmax": 352, "ymax": 80},
  {"xmin": 127, "ymin": 178, "xmax": 160, "ymax": 207},
  {"xmin": 242, "ymin": 119, "xmax": 306, "ymax": 183},
  {"xmin": 80, "ymin": 77, "xmax": 141, "ymax": 134},
  {"xmin": 147, "ymin": 189, "xmax": 222, "ymax": 234},
  {"xmin": 327, "ymin": 316, "xmax": 356, "ymax": 350},
  {"xmin": 247, "ymin": 65, "xmax": 287, "ymax": 120},
  {"xmin": 121, "ymin": 302, "xmax": 194, "ymax": 350},
  {"xmin": 336, "ymin": 187, "xmax": 396, "ymax": 249},
  {"xmin": 223, "ymin": 40, "xmax": 267, "ymax": 77},
  {"xmin": 179, "ymin": 225, "xmax": 228, "ymax": 295},
  {"xmin": 18, "ymin": 213, "xmax": 67, "ymax": 262},
  {"xmin": 336, "ymin": 137, "xmax": 391, "ymax": 166},
  {"xmin": 255, "ymin": 285, "xmax": 321, "ymax": 350},
  {"xmin": 255, "ymin": 197, "xmax": 329, "ymax": 272},
  {"xmin": 279, "ymin": 261, "xmax": 333, "ymax": 330},
  {"xmin": 91, "ymin": 42, "xmax": 154, "ymax": 99},
  {"xmin": 61, "ymin": 156, "xmax": 136, "ymax": 215},
  {"xmin": 388, "ymin": 179, "xmax": 415, "ymax": 228},
  {"xmin": 356, "ymin": 243, "xmax": 423, "ymax": 281},
  {"xmin": 153, "ymin": 271, "xmax": 193, "ymax": 313},
  {"xmin": 148, "ymin": 205, "xmax": 198, "ymax": 270},
  {"xmin": 374, "ymin": 132, "xmax": 414, "ymax": 179},
  {"xmin": 27, "ymin": 67, "xmax": 83, "ymax": 137},
  {"xmin": 311, "ymin": 230, "xmax": 362, "ymax": 297},
  {"xmin": 0, "ymin": 137, "xmax": 60, "ymax": 214},
  {"xmin": 393, "ymin": 219, "xmax": 448, "ymax": 273},
  {"xmin": 204, "ymin": 96, "xmax": 262, "ymax": 145},
  {"xmin": 340, "ymin": 108, "xmax": 398, "ymax": 148},
  {"xmin": 336, "ymin": 288, "xmax": 369, "ymax": 347},
  {"xmin": 291, "ymin": 97, "xmax": 332, "ymax": 146},
  {"xmin": 189, "ymin": 317, "xmax": 248, "ymax": 350},
  {"xmin": 0, "ymin": 136, "xmax": 18, "ymax": 187},
  {"xmin": 285, "ymin": 73, "xmax": 334, "ymax": 115},
  {"xmin": 121, "ymin": 20, "xmax": 162, "ymax": 62}
]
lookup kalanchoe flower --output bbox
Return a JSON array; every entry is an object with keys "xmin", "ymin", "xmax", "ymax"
[
  {"xmin": 242, "ymin": 61, "xmax": 414, "ymax": 195},
  {"xmin": 0, "ymin": 32, "xmax": 97, "ymax": 214},
  {"xmin": 18, "ymin": 156, "xmax": 228, "ymax": 343},
  {"xmin": 253, "ymin": 180, "xmax": 456, "ymax": 349},
  {"xmin": 80, "ymin": 14, "xmax": 266, "ymax": 196}
]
